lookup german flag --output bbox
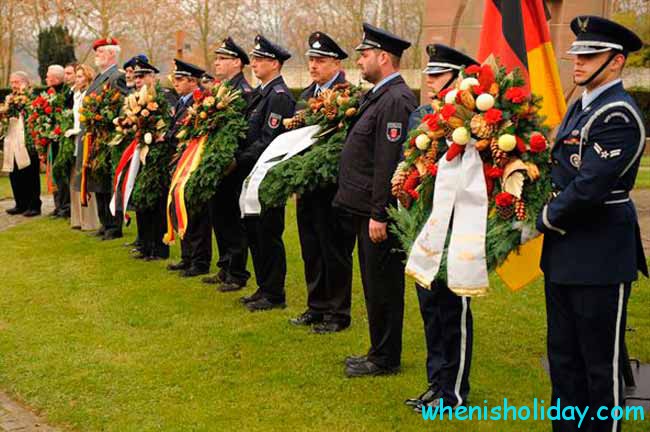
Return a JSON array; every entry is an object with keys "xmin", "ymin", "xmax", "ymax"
[{"xmin": 478, "ymin": 0, "xmax": 566, "ymax": 127}]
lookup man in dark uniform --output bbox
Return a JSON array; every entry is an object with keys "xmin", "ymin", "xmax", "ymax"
[
  {"xmin": 130, "ymin": 59, "xmax": 177, "ymax": 261},
  {"xmin": 237, "ymin": 35, "xmax": 296, "ymax": 311},
  {"xmin": 334, "ymin": 23, "xmax": 417, "ymax": 377},
  {"xmin": 165, "ymin": 59, "xmax": 212, "ymax": 277},
  {"xmin": 288, "ymin": 31, "xmax": 356, "ymax": 334},
  {"xmin": 123, "ymin": 54, "xmax": 148, "ymax": 93},
  {"xmin": 536, "ymin": 16, "xmax": 647, "ymax": 432},
  {"xmin": 403, "ymin": 44, "xmax": 478, "ymax": 411},
  {"xmin": 83, "ymin": 38, "xmax": 129, "ymax": 240},
  {"xmin": 202, "ymin": 37, "xmax": 253, "ymax": 292}
]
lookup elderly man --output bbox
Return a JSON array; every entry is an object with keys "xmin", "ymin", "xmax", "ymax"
[
  {"xmin": 3, "ymin": 72, "xmax": 41, "ymax": 217},
  {"xmin": 71, "ymin": 38, "xmax": 128, "ymax": 240},
  {"xmin": 45, "ymin": 64, "xmax": 71, "ymax": 218},
  {"xmin": 288, "ymin": 32, "xmax": 356, "ymax": 334}
]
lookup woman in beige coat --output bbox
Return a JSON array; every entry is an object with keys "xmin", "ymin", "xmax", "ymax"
[{"xmin": 68, "ymin": 64, "xmax": 100, "ymax": 231}]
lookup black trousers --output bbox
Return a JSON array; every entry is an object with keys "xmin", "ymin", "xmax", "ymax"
[
  {"xmin": 8, "ymin": 154, "xmax": 41, "ymax": 211},
  {"xmin": 416, "ymin": 282, "xmax": 472, "ymax": 405},
  {"xmin": 180, "ymin": 204, "xmax": 211, "ymax": 271},
  {"xmin": 244, "ymin": 206, "xmax": 286, "ymax": 303},
  {"xmin": 95, "ymin": 192, "xmax": 122, "ymax": 236},
  {"xmin": 137, "ymin": 196, "xmax": 169, "ymax": 258},
  {"xmin": 545, "ymin": 280, "xmax": 631, "ymax": 432},
  {"xmin": 340, "ymin": 211, "xmax": 405, "ymax": 368},
  {"xmin": 51, "ymin": 142, "xmax": 70, "ymax": 215},
  {"xmin": 297, "ymin": 186, "xmax": 355, "ymax": 322},
  {"xmin": 53, "ymin": 185, "xmax": 70, "ymax": 215},
  {"xmin": 209, "ymin": 174, "xmax": 250, "ymax": 285}
]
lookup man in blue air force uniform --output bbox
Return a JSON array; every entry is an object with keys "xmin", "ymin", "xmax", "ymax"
[{"xmin": 536, "ymin": 15, "xmax": 647, "ymax": 432}]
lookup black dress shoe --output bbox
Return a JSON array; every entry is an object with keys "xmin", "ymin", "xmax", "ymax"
[
  {"xmin": 405, "ymin": 386, "xmax": 441, "ymax": 407},
  {"xmin": 218, "ymin": 282, "xmax": 244, "ymax": 292},
  {"xmin": 167, "ymin": 261, "xmax": 189, "ymax": 271},
  {"xmin": 48, "ymin": 209, "xmax": 59, "ymax": 217},
  {"xmin": 131, "ymin": 252, "xmax": 147, "ymax": 260},
  {"xmin": 180, "ymin": 267, "xmax": 209, "ymax": 278},
  {"xmin": 414, "ymin": 396, "xmax": 464, "ymax": 413},
  {"xmin": 345, "ymin": 360, "xmax": 399, "ymax": 378},
  {"xmin": 102, "ymin": 231, "xmax": 123, "ymax": 240},
  {"xmin": 239, "ymin": 289, "xmax": 263, "ymax": 304},
  {"xmin": 22, "ymin": 209, "xmax": 41, "ymax": 217},
  {"xmin": 245, "ymin": 297, "xmax": 286, "ymax": 312},
  {"xmin": 203, "ymin": 269, "xmax": 228, "ymax": 284},
  {"xmin": 312, "ymin": 320, "xmax": 349, "ymax": 334},
  {"xmin": 144, "ymin": 255, "xmax": 165, "ymax": 261},
  {"xmin": 344, "ymin": 355, "xmax": 367, "ymax": 367},
  {"xmin": 6, "ymin": 207, "xmax": 25, "ymax": 215},
  {"xmin": 289, "ymin": 311, "xmax": 324, "ymax": 326}
]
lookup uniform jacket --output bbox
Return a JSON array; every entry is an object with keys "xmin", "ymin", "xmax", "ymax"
[
  {"xmin": 299, "ymin": 71, "xmax": 347, "ymax": 101},
  {"xmin": 236, "ymin": 75, "xmax": 296, "ymax": 176},
  {"xmin": 229, "ymin": 72, "xmax": 253, "ymax": 105},
  {"xmin": 333, "ymin": 75, "xmax": 417, "ymax": 222},
  {"xmin": 537, "ymin": 81, "xmax": 648, "ymax": 284}
]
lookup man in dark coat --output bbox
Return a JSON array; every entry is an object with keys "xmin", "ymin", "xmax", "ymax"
[
  {"xmin": 201, "ymin": 37, "xmax": 253, "ymax": 292},
  {"xmin": 74, "ymin": 37, "xmax": 128, "ymax": 240},
  {"xmin": 237, "ymin": 35, "xmax": 296, "ymax": 312},
  {"xmin": 288, "ymin": 31, "xmax": 356, "ymax": 334},
  {"xmin": 334, "ymin": 23, "xmax": 417, "ymax": 377}
]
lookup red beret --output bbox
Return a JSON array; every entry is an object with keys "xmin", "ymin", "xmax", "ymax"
[{"xmin": 92, "ymin": 37, "xmax": 120, "ymax": 51}]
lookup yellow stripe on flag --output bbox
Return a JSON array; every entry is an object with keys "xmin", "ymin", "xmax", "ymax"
[
  {"xmin": 495, "ymin": 235, "xmax": 544, "ymax": 291},
  {"xmin": 528, "ymin": 42, "xmax": 566, "ymax": 128}
]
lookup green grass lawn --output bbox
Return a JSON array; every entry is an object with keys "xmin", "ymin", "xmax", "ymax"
[{"xmin": 0, "ymin": 203, "xmax": 649, "ymax": 431}]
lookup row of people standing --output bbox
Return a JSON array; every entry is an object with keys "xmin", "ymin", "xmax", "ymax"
[{"xmin": 4, "ymin": 15, "xmax": 644, "ymax": 431}]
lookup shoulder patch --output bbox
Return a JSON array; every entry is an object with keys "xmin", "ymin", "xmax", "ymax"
[
  {"xmin": 386, "ymin": 122, "xmax": 403, "ymax": 142},
  {"xmin": 268, "ymin": 112, "xmax": 282, "ymax": 129},
  {"xmin": 604, "ymin": 111, "xmax": 630, "ymax": 124},
  {"xmin": 273, "ymin": 85, "xmax": 286, "ymax": 94}
]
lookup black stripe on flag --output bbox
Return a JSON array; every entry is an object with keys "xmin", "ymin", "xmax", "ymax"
[{"xmin": 492, "ymin": 0, "xmax": 528, "ymax": 69}]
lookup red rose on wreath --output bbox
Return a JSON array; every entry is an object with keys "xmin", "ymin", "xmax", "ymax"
[
  {"xmin": 47, "ymin": 88, "xmax": 55, "ymax": 95},
  {"xmin": 485, "ymin": 164, "xmax": 504, "ymax": 179},
  {"xmin": 422, "ymin": 113, "xmax": 441, "ymax": 130},
  {"xmin": 53, "ymin": 125, "xmax": 62, "ymax": 136},
  {"xmin": 478, "ymin": 65, "xmax": 495, "ymax": 89},
  {"xmin": 472, "ymin": 85, "xmax": 486, "ymax": 96},
  {"xmin": 39, "ymin": 138, "xmax": 48, "ymax": 147},
  {"xmin": 465, "ymin": 64, "xmax": 481, "ymax": 75},
  {"xmin": 495, "ymin": 192, "xmax": 515, "ymax": 207},
  {"xmin": 529, "ymin": 133, "xmax": 548, "ymax": 153},
  {"xmin": 192, "ymin": 88, "xmax": 204, "ymax": 102},
  {"xmin": 505, "ymin": 87, "xmax": 527, "ymax": 104},
  {"xmin": 440, "ymin": 104, "xmax": 456, "ymax": 121},
  {"xmin": 484, "ymin": 108, "xmax": 502, "ymax": 125},
  {"xmin": 427, "ymin": 163, "xmax": 438, "ymax": 177},
  {"xmin": 44, "ymin": 106, "xmax": 53, "ymax": 114}
]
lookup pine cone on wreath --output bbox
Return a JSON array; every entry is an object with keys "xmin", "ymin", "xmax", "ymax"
[
  {"xmin": 470, "ymin": 114, "xmax": 496, "ymax": 139},
  {"xmin": 490, "ymin": 138, "xmax": 509, "ymax": 167},
  {"xmin": 515, "ymin": 198, "xmax": 526, "ymax": 221}
]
